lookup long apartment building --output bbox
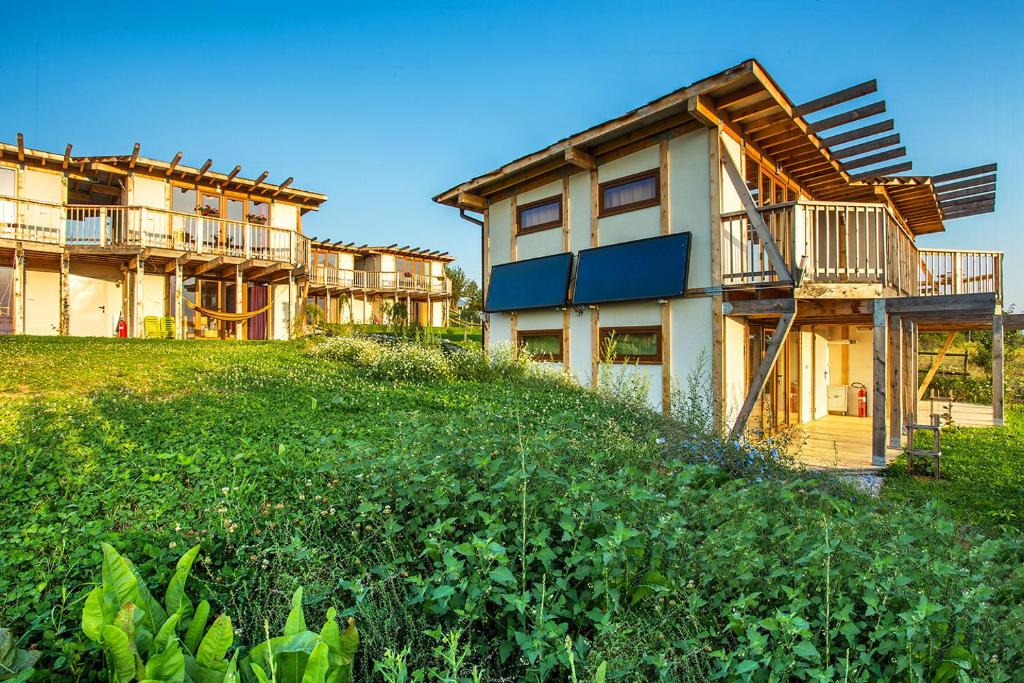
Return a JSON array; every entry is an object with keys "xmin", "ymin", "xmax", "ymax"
[
  {"xmin": 0, "ymin": 137, "xmax": 452, "ymax": 340},
  {"xmin": 436, "ymin": 59, "xmax": 1016, "ymax": 465}
]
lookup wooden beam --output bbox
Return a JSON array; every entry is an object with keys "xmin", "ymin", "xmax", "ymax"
[
  {"xmin": 712, "ymin": 82, "xmax": 766, "ymax": 109},
  {"xmin": 887, "ymin": 292, "xmax": 995, "ymax": 314},
  {"xmin": 17, "ymin": 133, "xmax": 24, "ymax": 162},
  {"xmin": 935, "ymin": 183, "xmax": 996, "ymax": 202},
  {"xmin": 723, "ymin": 298, "xmax": 796, "ymax": 316},
  {"xmin": 849, "ymin": 161, "xmax": 912, "ymax": 180},
  {"xmin": 687, "ymin": 94, "xmax": 721, "ymax": 128},
  {"xmin": 274, "ymin": 177, "xmax": 294, "ymax": 197},
  {"xmin": 456, "ymin": 192, "xmax": 487, "ymax": 211},
  {"xmin": 819, "ymin": 119, "xmax": 895, "ymax": 148},
  {"xmin": 807, "ymin": 101, "xmax": 886, "ymax": 133},
  {"xmin": 251, "ymin": 171, "xmax": 269, "ymax": 189},
  {"xmin": 63, "ymin": 144, "xmax": 73, "ymax": 170},
  {"xmin": 729, "ymin": 311, "xmax": 795, "ymax": 440},
  {"xmin": 940, "ymin": 193, "xmax": 996, "ymax": 210},
  {"xmin": 564, "ymin": 146, "xmax": 597, "ymax": 170},
  {"xmin": 793, "ymin": 79, "xmax": 877, "ymax": 117},
  {"xmin": 828, "ymin": 133, "xmax": 900, "ymax": 160},
  {"xmin": 129, "ymin": 143, "xmax": 140, "ymax": 169},
  {"xmin": 917, "ymin": 331, "xmax": 955, "ymax": 401},
  {"xmin": 89, "ymin": 161, "xmax": 129, "ymax": 176},
  {"xmin": 192, "ymin": 256, "xmax": 224, "ymax": 277},
  {"xmin": 840, "ymin": 146, "xmax": 907, "ymax": 171},
  {"xmin": 195, "ymin": 159, "xmax": 212, "ymax": 182},
  {"xmin": 931, "ymin": 164, "xmax": 997, "ymax": 184},
  {"xmin": 871, "ymin": 299, "xmax": 887, "ymax": 466},
  {"xmin": 934, "ymin": 174, "xmax": 997, "ymax": 194},
  {"xmin": 224, "ymin": 165, "xmax": 241, "ymax": 186},
  {"xmin": 249, "ymin": 261, "xmax": 290, "ymax": 280},
  {"xmin": 720, "ymin": 146, "xmax": 792, "ymax": 282},
  {"xmin": 166, "ymin": 152, "xmax": 183, "ymax": 177}
]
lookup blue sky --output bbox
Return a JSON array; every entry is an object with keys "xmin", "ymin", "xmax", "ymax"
[{"xmin": 3, "ymin": 1, "xmax": 1021, "ymax": 304}]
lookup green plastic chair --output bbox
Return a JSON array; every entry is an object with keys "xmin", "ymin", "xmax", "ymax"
[
  {"xmin": 161, "ymin": 316, "xmax": 176, "ymax": 339},
  {"xmin": 144, "ymin": 316, "xmax": 162, "ymax": 339}
]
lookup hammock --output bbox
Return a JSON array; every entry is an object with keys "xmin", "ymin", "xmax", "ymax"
[{"xmin": 184, "ymin": 299, "xmax": 272, "ymax": 322}]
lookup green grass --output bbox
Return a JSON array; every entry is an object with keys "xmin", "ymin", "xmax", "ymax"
[
  {"xmin": 2, "ymin": 336, "xmax": 1023, "ymax": 681},
  {"xmin": 882, "ymin": 409, "xmax": 1024, "ymax": 528}
]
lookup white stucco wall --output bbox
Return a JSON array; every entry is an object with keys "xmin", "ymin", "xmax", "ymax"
[
  {"xmin": 131, "ymin": 175, "xmax": 168, "ymax": 209},
  {"xmin": 24, "ymin": 269, "xmax": 60, "ymax": 335},
  {"xmin": 271, "ymin": 203, "xmax": 298, "ymax": 230},
  {"xmin": 22, "ymin": 169, "xmax": 64, "ymax": 203},
  {"xmin": 272, "ymin": 283, "xmax": 291, "ymax": 340}
]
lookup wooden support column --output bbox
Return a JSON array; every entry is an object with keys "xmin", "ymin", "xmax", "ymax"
[
  {"xmin": 510, "ymin": 312, "xmax": 518, "ymax": 352},
  {"xmin": 659, "ymin": 139, "xmax": 672, "ymax": 415},
  {"xmin": 888, "ymin": 314, "xmax": 903, "ymax": 448},
  {"xmin": 871, "ymin": 299, "xmax": 888, "ymax": 466},
  {"xmin": 993, "ymin": 308, "xmax": 1004, "ymax": 427},
  {"xmin": 482, "ymin": 207, "xmax": 490, "ymax": 350},
  {"xmin": 12, "ymin": 249, "xmax": 24, "ymax": 335},
  {"xmin": 287, "ymin": 272, "xmax": 297, "ymax": 340},
  {"xmin": 902, "ymin": 319, "xmax": 915, "ymax": 423},
  {"xmin": 709, "ymin": 128, "xmax": 724, "ymax": 431},
  {"xmin": 729, "ymin": 311, "xmax": 795, "ymax": 440},
  {"xmin": 235, "ymin": 266, "xmax": 244, "ymax": 340},
  {"xmin": 59, "ymin": 252, "xmax": 70, "ymax": 336},
  {"xmin": 562, "ymin": 176, "xmax": 571, "ymax": 370},
  {"xmin": 590, "ymin": 168, "xmax": 600, "ymax": 389},
  {"xmin": 509, "ymin": 195, "xmax": 518, "ymax": 262},
  {"xmin": 134, "ymin": 257, "xmax": 145, "ymax": 338},
  {"xmin": 175, "ymin": 262, "xmax": 184, "ymax": 340},
  {"xmin": 325, "ymin": 288, "xmax": 332, "ymax": 326}
]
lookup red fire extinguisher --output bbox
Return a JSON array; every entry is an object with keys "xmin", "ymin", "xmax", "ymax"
[
  {"xmin": 117, "ymin": 314, "xmax": 128, "ymax": 338},
  {"xmin": 853, "ymin": 382, "xmax": 867, "ymax": 417}
]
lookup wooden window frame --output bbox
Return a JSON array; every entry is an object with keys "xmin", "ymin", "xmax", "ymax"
[
  {"xmin": 517, "ymin": 328, "xmax": 564, "ymax": 363},
  {"xmin": 599, "ymin": 325, "xmax": 663, "ymax": 364},
  {"xmin": 598, "ymin": 169, "xmax": 661, "ymax": 218},
  {"xmin": 516, "ymin": 195, "xmax": 563, "ymax": 235}
]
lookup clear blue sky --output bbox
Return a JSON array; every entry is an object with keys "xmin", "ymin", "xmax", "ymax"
[{"xmin": 4, "ymin": 1, "xmax": 1021, "ymax": 305}]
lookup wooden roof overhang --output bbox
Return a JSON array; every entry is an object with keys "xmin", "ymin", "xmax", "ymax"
[
  {"xmin": 307, "ymin": 239, "xmax": 455, "ymax": 263},
  {"xmin": 434, "ymin": 60, "xmax": 997, "ymax": 237},
  {"xmin": 0, "ymin": 137, "xmax": 327, "ymax": 211}
]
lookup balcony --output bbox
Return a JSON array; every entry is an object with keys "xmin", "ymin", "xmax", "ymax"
[
  {"xmin": 0, "ymin": 195, "xmax": 310, "ymax": 268},
  {"xmin": 722, "ymin": 199, "xmax": 1003, "ymax": 300},
  {"xmin": 309, "ymin": 266, "xmax": 451, "ymax": 295}
]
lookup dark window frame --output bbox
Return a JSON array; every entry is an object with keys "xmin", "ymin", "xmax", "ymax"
[
  {"xmin": 598, "ymin": 325, "xmax": 663, "ymax": 364},
  {"xmin": 598, "ymin": 169, "xmax": 661, "ymax": 217},
  {"xmin": 517, "ymin": 328, "xmax": 564, "ymax": 363},
  {"xmin": 516, "ymin": 195, "xmax": 563, "ymax": 235}
]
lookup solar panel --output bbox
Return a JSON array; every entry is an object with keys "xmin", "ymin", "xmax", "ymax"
[
  {"xmin": 571, "ymin": 232, "xmax": 691, "ymax": 305},
  {"xmin": 485, "ymin": 252, "xmax": 573, "ymax": 313}
]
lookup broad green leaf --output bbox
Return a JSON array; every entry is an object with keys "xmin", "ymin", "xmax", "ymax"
[
  {"xmin": 145, "ymin": 641, "xmax": 186, "ymax": 683},
  {"xmin": 249, "ymin": 662, "xmax": 271, "ymax": 683},
  {"xmin": 101, "ymin": 544, "xmax": 140, "ymax": 612},
  {"xmin": 594, "ymin": 661, "xmax": 607, "ymax": 683},
  {"xmin": 101, "ymin": 624, "xmax": 138, "ymax": 683},
  {"xmin": 154, "ymin": 613, "xmax": 182, "ymax": 653},
  {"xmin": 489, "ymin": 566, "xmax": 515, "ymax": 585},
  {"xmin": 338, "ymin": 618, "xmax": 358, "ymax": 660},
  {"xmin": 301, "ymin": 641, "xmax": 330, "ymax": 683},
  {"xmin": 0, "ymin": 627, "xmax": 11, "ymax": 663},
  {"xmin": 165, "ymin": 545, "xmax": 201, "ymax": 619},
  {"xmin": 196, "ymin": 614, "xmax": 233, "ymax": 669},
  {"xmin": 284, "ymin": 587, "xmax": 306, "ymax": 636},
  {"xmin": 82, "ymin": 588, "xmax": 106, "ymax": 642},
  {"xmin": 114, "ymin": 602, "xmax": 138, "ymax": 647},
  {"xmin": 184, "ymin": 600, "xmax": 210, "ymax": 655},
  {"xmin": 793, "ymin": 640, "xmax": 820, "ymax": 660}
]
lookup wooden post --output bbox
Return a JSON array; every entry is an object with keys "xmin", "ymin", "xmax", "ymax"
[
  {"xmin": 12, "ymin": 248, "xmax": 24, "ymax": 335},
  {"xmin": 872, "ymin": 299, "xmax": 888, "ymax": 466},
  {"xmin": 659, "ymin": 140, "xmax": 673, "ymax": 415},
  {"xmin": 482, "ymin": 207, "xmax": 490, "ymax": 350},
  {"xmin": 288, "ymin": 272, "xmax": 297, "ymax": 340},
  {"xmin": 709, "ymin": 128, "xmax": 724, "ymax": 431},
  {"xmin": 729, "ymin": 311, "xmax": 795, "ymax": 441},
  {"xmin": 993, "ymin": 309, "xmax": 1004, "ymax": 427},
  {"xmin": 902, "ymin": 319, "xmax": 914, "ymax": 424},
  {"xmin": 235, "ymin": 266, "xmax": 244, "ymax": 340},
  {"xmin": 59, "ymin": 252, "xmax": 70, "ymax": 336},
  {"xmin": 888, "ymin": 314, "xmax": 903, "ymax": 448},
  {"xmin": 590, "ymin": 307, "xmax": 600, "ymax": 389},
  {"xmin": 175, "ymin": 262, "xmax": 184, "ymax": 340},
  {"xmin": 135, "ymin": 257, "xmax": 145, "ymax": 338},
  {"xmin": 509, "ymin": 195, "xmax": 518, "ymax": 263}
]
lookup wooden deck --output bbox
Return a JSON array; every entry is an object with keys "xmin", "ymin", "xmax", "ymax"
[{"xmin": 792, "ymin": 401, "xmax": 995, "ymax": 471}]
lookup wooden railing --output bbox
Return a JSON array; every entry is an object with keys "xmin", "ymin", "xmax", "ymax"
[
  {"xmin": 722, "ymin": 199, "xmax": 1001, "ymax": 299},
  {"xmin": 310, "ymin": 267, "xmax": 450, "ymax": 294},
  {"xmin": 1, "ymin": 195, "xmax": 309, "ymax": 269},
  {"xmin": 918, "ymin": 249, "xmax": 1003, "ymax": 297}
]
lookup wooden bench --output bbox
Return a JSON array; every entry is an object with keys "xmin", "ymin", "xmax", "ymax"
[{"xmin": 906, "ymin": 413, "xmax": 942, "ymax": 479}]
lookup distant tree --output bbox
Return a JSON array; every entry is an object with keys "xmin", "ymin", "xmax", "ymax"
[
  {"xmin": 445, "ymin": 265, "xmax": 482, "ymax": 324},
  {"xmin": 462, "ymin": 280, "xmax": 482, "ymax": 324}
]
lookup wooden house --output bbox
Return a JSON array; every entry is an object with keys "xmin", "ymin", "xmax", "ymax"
[
  {"xmin": 0, "ymin": 137, "xmax": 452, "ymax": 340},
  {"xmin": 435, "ymin": 59, "xmax": 1016, "ymax": 466}
]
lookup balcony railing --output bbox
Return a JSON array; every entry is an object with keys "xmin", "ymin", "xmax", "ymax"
[
  {"xmin": 1, "ymin": 195, "xmax": 310, "ymax": 269},
  {"xmin": 722, "ymin": 199, "xmax": 1002, "ymax": 300},
  {"xmin": 310, "ymin": 267, "xmax": 450, "ymax": 295}
]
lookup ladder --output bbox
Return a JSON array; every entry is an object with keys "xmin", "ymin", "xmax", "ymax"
[{"xmin": 906, "ymin": 414, "xmax": 942, "ymax": 479}]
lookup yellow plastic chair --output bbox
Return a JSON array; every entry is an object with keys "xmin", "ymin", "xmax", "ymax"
[
  {"xmin": 161, "ymin": 316, "xmax": 176, "ymax": 339},
  {"xmin": 143, "ymin": 316, "xmax": 162, "ymax": 339}
]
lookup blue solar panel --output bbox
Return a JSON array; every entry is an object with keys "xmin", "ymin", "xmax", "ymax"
[
  {"xmin": 485, "ymin": 252, "xmax": 573, "ymax": 312},
  {"xmin": 571, "ymin": 232, "xmax": 691, "ymax": 305}
]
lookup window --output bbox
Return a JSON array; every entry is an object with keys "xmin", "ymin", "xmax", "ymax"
[
  {"xmin": 517, "ymin": 196, "xmax": 562, "ymax": 234},
  {"xmin": 199, "ymin": 194, "xmax": 221, "ymax": 217},
  {"xmin": 0, "ymin": 167, "xmax": 14, "ymax": 197},
  {"xmin": 517, "ymin": 329, "xmax": 563, "ymax": 362},
  {"xmin": 171, "ymin": 186, "xmax": 196, "ymax": 213},
  {"xmin": 599, "ymin": 326, "xmax": 662, "ymax": 364},
  {"xmin": 599, "ymin": 170, "xmax": 660, "ymax": 217},
  {"xmin": 248, "ymin": 200, "xmax": 270, "ymax": 225}
]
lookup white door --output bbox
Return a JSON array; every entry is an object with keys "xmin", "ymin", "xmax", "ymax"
[{"xmin": 69, "ymin": 273, "xmax": 121, "ymax": 336}]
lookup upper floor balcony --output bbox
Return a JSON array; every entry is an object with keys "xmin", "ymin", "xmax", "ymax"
[
  {"xmin": 309, "ymin": 265, "xmax": 451, "ymax": 296},
  {"xmin": 721, "ymin": 199, "xmax": 1003, "ymax": 300},
  {"xmin": 0, "ymin": 195, "xmax": 311, "ymax": 269}
]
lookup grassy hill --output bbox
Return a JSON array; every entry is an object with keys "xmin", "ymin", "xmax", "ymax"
[{"xmin": 1, "ymin": 336, "xmax": 1022, "ymax": 681}]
